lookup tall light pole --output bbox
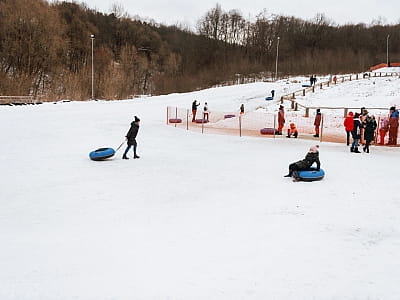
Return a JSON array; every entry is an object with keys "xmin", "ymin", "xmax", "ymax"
[
  {"xmin": 386, "ymin": 34, "xmax": 390, "ymax": 66},
  {"xmin": 275, "ymin": 36, "xmax": 280, "ymax": 81},
  {"xmin": 90, "ymin": 34, "xmax": 95, "ymax": 100}
]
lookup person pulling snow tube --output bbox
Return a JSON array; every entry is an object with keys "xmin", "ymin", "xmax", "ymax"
[
  {"xmin": 89, "ymin": 147, "xmax": 115, "ymax": 161},
  {"xmin": 296, "ymin": 168, "xmax": 325, "ymax": 182}
]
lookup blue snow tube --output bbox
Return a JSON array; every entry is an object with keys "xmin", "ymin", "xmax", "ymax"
[
  {"xmin": 89, "ymin": 147, "xmax": 116, "ymax": 161},
  {"xmin": 265, "ymin": 96, "xmax": 274, "ymax": 101},
  {"xmin": 297, "ymin": 168, "xmax": 325, "ymax": 182}
]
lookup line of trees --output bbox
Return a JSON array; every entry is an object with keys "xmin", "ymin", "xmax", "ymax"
[{"xmin": 0, "ymin": 1, "xmax": 399, "ymax": 100}]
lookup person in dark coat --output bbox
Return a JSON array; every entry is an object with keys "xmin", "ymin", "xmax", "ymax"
[
  {"xmin": 191, "ymin": 100, "xmax": 200, "ymax": 122},
  {"xmin": 122, "ymin": 116, "xmax": 140, "ymax": 159},
  {"xmin": 313, "ymin": 108, "xmax": 322, "ymax": 137},
  {"xmin": 363, "ymin": 115, "xmax": 377, "ymax": 153},
  {"xmin": 284, "ymin": 145, "xmax": 321, "ymax": 179},
  {"xmin": 277, "ymin": 105, "xmax": 285, "ymax": 135},
  {"xmin": 350, "ymin": 113, "xmax": 362, "ymax": 153}
]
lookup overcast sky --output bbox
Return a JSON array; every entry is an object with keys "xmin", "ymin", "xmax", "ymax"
[{"xmin": 76, "ymin": 0, "xmax": 399, "ymax": 28}]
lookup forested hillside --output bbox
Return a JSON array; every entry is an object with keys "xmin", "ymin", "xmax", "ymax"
[{"xmin": 0, "ymin": 0, "xmax": 399, "ymax": 100}]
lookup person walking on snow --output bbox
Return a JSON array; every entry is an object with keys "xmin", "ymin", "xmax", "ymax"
[
  {"xmin": 343, "ymin": 111, "xmax": 354, "ymax": 146},
  {"xmin": 313, "ymin": 108, "xmax": 322, "ymax": 137},
  {"xmin": 350, "ymin": 113, "xmax": 362, "ymax": 153},
  {"xmin": 122, "ymin": 116, "xmax": 140, "ymax": 159},
  {"xmin": 240, "ymin": 104, "xmax": 245, "ymax": 115},
  {"xmin": 191, "ymin": 100, "xmax": 200, "ymax": 122},
  {"xmin": 284, "ymin": 145, "xmax": 321, "ymax": 179},
  {"xmin": 277, "ymin": 105, "xmax": 285, "ymax": 135}
]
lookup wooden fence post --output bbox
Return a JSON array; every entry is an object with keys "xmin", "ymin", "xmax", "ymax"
[
  {"xmin": 305, "ymin": 107, "xmax": 309, "ymax": 117},
  {"xmin": 320, "ymin": 83, "xmax": 323, "ymax": 89},
  {"xmin": 303, "ymin": 89, "xmax": 306, "ymax": 96},
  {"xmin": 344, "ymin": 108, "xmax": 348, "ymax": 118}
]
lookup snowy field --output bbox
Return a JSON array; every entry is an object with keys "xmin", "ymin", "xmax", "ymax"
[{"xmin": 1, "ymin": 73, "xmax": 400, "ymax": 300}]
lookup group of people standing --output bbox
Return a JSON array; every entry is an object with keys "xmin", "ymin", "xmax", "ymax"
[
  {"xmin": 191, "ymin": 100, "xmax": 209, "ymax": 122},
  {"xmin": 343, "ymin": 106, "xmax": 399, "ymax": 153}
]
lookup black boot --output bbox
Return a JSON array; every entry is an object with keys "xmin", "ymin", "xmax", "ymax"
[
  {"xmin": 354, "ymin": 147, "xmax": 361, "ymax": 153},
  {"xmin": 122, "ymin": 154, "xmax": 129, "ymax": 159},
  {"xmin": 134, "ymin": 154, "xmax": 140, "ymax": 159},
  {"xmin": 350, "ymin": 147, "xmax": 354, "ymax": 152},
  {"xmin": 313, "ymin": 134, "xmax": 319, "ymax": 137}
]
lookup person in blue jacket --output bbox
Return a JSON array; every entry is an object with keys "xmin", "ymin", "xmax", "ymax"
[
  {"xmin": 388, "ymin": 106, "xmax": 399, "ymax": 145},
  {"xmin": 122, "ymin": 116, "xmax": 140, "ymax": 159}
]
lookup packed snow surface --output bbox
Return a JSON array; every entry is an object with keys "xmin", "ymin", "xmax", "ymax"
[{"xmin": 1, "ymin": 75, "xmax": 399, "ymax": 300}]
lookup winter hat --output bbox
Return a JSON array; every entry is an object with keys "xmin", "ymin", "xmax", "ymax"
[
  {"xmin": 309, "ymin": 145, "xmax": 319, "ymax": 153},
  {"xmin": 354, "ymin": 112, "xmax": 360, "ymax": 118},
  {"xmin": 134, "ymin": 116, "xmax": 140, "ymax": 122},
  {"xmin": 348, "ymin": 111, "xmax": 354, "ymax": 117}
]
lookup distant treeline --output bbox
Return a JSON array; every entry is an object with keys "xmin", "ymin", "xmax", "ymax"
[{"xmin": 0, "ymin": 1, "xmax": 399, "ymax": 100}]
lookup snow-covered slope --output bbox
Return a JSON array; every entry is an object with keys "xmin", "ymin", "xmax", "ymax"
[{"xmin": 0, "ymin": 76, "xmax": 399, "ymax": 300}]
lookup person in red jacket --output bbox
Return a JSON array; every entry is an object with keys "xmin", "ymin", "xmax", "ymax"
[
  {"xmin": 277, "ymin": 105, "xmax": 285, "ymax": 135},
  {"xmin": 286, "ymin": 123, "xmax": 298, "ymax": 138},
  {"xmin": 313, "ymin": 108, "xmax": 322, "ymax": 137},
  {"xmin": 343, "ymin": 111, "xmax": 354, "ymax": 146}
]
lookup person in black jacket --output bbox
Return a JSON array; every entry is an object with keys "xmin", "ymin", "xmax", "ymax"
[
  {"xmin": 191, "ymin": 100, "xmax": 200, "ymax": 122},
  {"xmin": 284, "ymin": 145, "xmax": 321, "ymax": 179},
  {"xmin": 122, "ymin": 116, "xmax": 140, "ymax": 159},
  {"xmin": 363, "ymin": 115, "xmax": 377, "ymax": 153},
  {"xmin": 351, "ymin": 113, "xmax": 362, "ymax": 153}
]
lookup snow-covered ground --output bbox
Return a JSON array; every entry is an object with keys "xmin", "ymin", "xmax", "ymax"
[{"xmin": 1, "ymin": 74, "xmax": 399, "ymax": 300}]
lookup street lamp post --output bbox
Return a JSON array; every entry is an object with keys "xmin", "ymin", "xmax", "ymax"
[
  {"xmin": 275, "ymin": 36, "xmax": 280, "ymax": 81},
  {"xmin": 90, "ymin": 34, "xmax": 95, "ymax": 100},
  {"xmin": 386, "ymin": 34, "xmax": 390, "ymax": 66}
]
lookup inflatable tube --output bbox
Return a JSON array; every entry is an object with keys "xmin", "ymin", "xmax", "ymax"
[
  {"xmin": 169, "ymin": 118, "xmax": 182, "ymax": 123},
  {"xmin": 89, "ymin": 147, "xmax": 115, "ymax": 161},
  {"xmin": 195, "ymin": 119, "xmax": 209, "ymax": 124},
  {"xmin": 265, "ymin": 96, "xmax": 274, "ymax": 101},
  {"xmin": 297, "ymin": 168, "xmax": 325, "ymax": 182},
  {"xmin": 224, "ymin": 114, "xmax": 236, "ymax": 119},
  {"xmin": 260, "ymin": 128, "xmax": 278, "ymax": 135},
  {"xmin": 302, "ymin": 84, "xmax": 311, "ymax": 87}
]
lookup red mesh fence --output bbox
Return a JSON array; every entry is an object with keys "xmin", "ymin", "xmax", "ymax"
[{"xmin": 167, "ymin": 106, "xmax": 399, "ymax": 145}]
